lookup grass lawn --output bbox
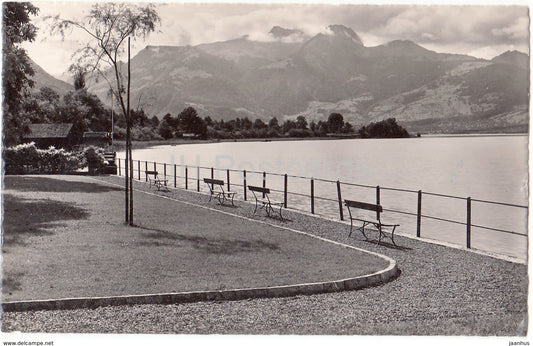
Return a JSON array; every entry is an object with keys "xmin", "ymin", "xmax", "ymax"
[{"xmin": 2, "ymin": 175, "xmax": 390, "ymax": 302}]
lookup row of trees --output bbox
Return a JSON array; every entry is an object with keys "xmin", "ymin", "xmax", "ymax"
[
  {"xmin": 156, "ymin": 111, "xmax": 356, "ymax": 140},
  {"xmin": 17, "ymin": 82, "xmax": 410, "ymax": 143},
  {"xmin": 156, "ymin": 110, "xmax": 409, "ymax": 140}
]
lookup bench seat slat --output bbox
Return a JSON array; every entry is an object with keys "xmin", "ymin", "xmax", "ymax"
[{"xmin": 351, "ymin": 217, "xmax": 400, "ymax": 228}]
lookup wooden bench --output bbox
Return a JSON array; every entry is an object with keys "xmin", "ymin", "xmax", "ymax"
[
  {"xmin": 344, "ymin": 199, "xmax": 400, "ymax": 246},
  {"xmin": 145, "ymin": 170, "xmax": 169, "ymax": 191},
  {"xmin": 248, "ymin": 185, "xmax": 284, "ymax": 220},
  {"xmin": 103, "ymin": 152, "xmax": 116, "ymax": 165},
  {"xmin": 203, "ymin": 178, "xmax": 237, "ymax": 206},
  {"xmin": 102, "ymin": 152, "xmax": 117, "ymax": 174}
]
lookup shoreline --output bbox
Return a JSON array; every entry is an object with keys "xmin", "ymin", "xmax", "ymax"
[
  {"xmin": 111, "ymin": 132, "xmax": 527, "ymax": 151},
  {"xmin": 112, "ymin": 135, "xmax": 359, "ymax": 151}
]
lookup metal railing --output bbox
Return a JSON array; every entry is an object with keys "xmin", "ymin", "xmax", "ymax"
[{"xmin": 117, "ymin": 158, "xmax": 528, "ymax": 253}]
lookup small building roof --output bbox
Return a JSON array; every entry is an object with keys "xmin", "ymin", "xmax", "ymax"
[
  {"xmin": 83, "ymin": 132, "xmax": 110, "ymax": 139},
  {"xmin": 26, "ymin": 123, "xmax": 74, "ymax": 139}
]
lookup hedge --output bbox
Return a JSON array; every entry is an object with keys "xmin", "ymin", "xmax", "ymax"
[{"xmin": 3, "ymin": 142, "xmax": 106, "ymax": 174}]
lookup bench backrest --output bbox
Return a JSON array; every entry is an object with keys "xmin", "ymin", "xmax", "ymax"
[
  {"xmin": 146, "ymin": 170, "xmax": 158, "ymax": 178},
  {"xmin": 344, "ymin": 199, "xmax": 382, "ymax": 220},
  {"xmin": 248, "ymin": 185, "xmax": 270, "ymax": 194},
  {"xmin": 104, "ymin": 152, "xmax": 116, "ymax": 159},
  {"xmin": 203, "ymin": 178, "xmax": 224, "ymax": 186}
]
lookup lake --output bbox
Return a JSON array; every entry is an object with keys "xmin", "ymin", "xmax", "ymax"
[{"xmin": 118, "ymin": 135, "xmax": 529, "ymax": 260}]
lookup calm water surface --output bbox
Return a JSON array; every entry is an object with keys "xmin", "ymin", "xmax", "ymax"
[{"xmin": 120, "ymin": 135, "xmax": 528, "ymax": 260}]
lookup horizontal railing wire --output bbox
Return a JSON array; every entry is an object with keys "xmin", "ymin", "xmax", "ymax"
[
  {"xmin": 471, "ymin": 198, "xmax": 527, "ymax": 209},
  {"xmin": 471, "ymin": 224, "xmax": 527, "ymax": 236}
]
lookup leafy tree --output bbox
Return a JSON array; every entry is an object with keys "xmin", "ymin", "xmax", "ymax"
[
  {"xmin": 71, "ymin": 66, "xmax": 86, "ymax": 91},
  {"xmin": 51, "ymin": 3, "xmax": 160, "ymax": 224},
  {"xmin": 341, "ymin": 122, "xmax": 354, "ymax": 134},
  {"xmin": 2, "ymin": 2, "xmax": 39, "ymax": 145},
  {"xmin": 327, "ymin": 113, "xmax": 344, "ymax": 133},
  {"xmin": 130, "ymin": 109, "xmax": 150, "ymax": 127},
  {"xmin": 296, "ymin": 115, "xmax": 308, "ymax": 129},
  {"xmin": 59, "ymin": 89, "xmax": 108, "ymax": 142},
  {"xmin": 241, "ymin": 117, "xmax": 253, "ymax": 130},
  {"xmin": 157, "ymin": 118, "xmax": 174, "ymax": 139},
  {"xmin": 177, "ymin": 106, "xmax": 207, "ymax": 138},
  {"xmin": 316, "ymin": 121, "xmax": 329, "ymax": 136},
  {"xmin": 149, "ymin": 115, "xmax": 160, "ymax": 128},
  {"xmin": 253, "ymin": 118, "xmax": 267, "ymax": 129},
  {"xmin": 282, "ymin": 119, "xmax": 296, "ymax": 133},
  {"xmin": 268, "ymin": 117, "xmax": 280, "ymax": 130},
  {"xmin": 22, "ymin": 87, "xmax": 60, "ymax": 123},
  {"xmin": 203, "ymin": 116, "xmax": 213, "ymax": 127}
]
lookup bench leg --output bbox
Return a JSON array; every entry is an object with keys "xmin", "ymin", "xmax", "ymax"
[
  {"xmin": 265, "ymin": 202, "xmax": 272, "ymax": 217},
  {"xmin": 359, "ymin": 222, "xmax": 370, "ymax": 240},
  {"xmin": 390, "ymin": 225, "xmax": 397, "ymax": 246}
]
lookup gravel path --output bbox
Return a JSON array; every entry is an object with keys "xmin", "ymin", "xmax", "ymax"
[{"xmin": 2, "ymin": 175, "xmax": 528, "ymax": 335}]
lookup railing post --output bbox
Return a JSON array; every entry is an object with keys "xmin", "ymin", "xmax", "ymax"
[
  {"xmin": 164, "ymin": 163, "xmax": 167, "ymax": 180},
  {"xmin": 211, "ymin": 167, "xmax": 215, "ymax": 190},
  {"xmin": 284, "ymin": 174, "xmax": 288, "ymax": 208},
  {"xmin": 185, "ymin": 166, "xmax": 188, "ymax": 190},
  {"xmin": 376, "ymin": 185, "xmax": 381, "ymax": 219},
  {"xmin": 310, "ymin": 178, "xmax": 315, "ymax": 214},
  {"xmin": 263, "ymin": 172, "xmax": 266, "ymax": 198},
  {"xmin": 417, "ymin": 190, "xmax": 422, "ymax": 238},
  {"xmin": 145, "ymin": 161, "xmax": 148, "ymax": 181},
  {"xmin": 227, "ymin": 169, "xmax": 231, "ymax": 191},
  {"xmin": 337, "ymin": 180, "xmax": 344, "ymax": 221},
  {"xmin": 174, "ymin": 164, "xmax": 177, "ymax": 188},
  {"xmin": 467, "ymin": 197, "xmax": 472, "ymax": 249},
  {"xmin": 153, "ymin": 162, "xmax": 156, "ymax": 173},
  {"xmin": 243, "ymin": 170, "xmax": 247, "ymax": 201},
  {"xmin": 118, "ymin": 158, "xmax": 121, "ymax": 176},
  {"xmin": 137, "ymin": 160, "xmax": 140, "ymax": 180},
  {"xmin": 197, "ymin": 166, "xmax": 200, "ymax": 192}
]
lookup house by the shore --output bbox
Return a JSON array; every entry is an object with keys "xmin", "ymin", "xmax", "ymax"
[{"xmin": 24, "ymin": 123, "xmax": 76, "ymax": 150}]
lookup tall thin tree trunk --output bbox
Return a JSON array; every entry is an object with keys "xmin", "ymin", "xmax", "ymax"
[
  {"xmin": 124, "ymin": 123, "xmax": 129, "ymax": 223},
  {"xmin": 128, "ymin": 37, "xmax": 134, "ymax": 225}
]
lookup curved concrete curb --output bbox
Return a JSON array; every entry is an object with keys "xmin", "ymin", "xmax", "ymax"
[{"xmin": 2, "ymin": 261, "xmax": 398, "ymax": 312}]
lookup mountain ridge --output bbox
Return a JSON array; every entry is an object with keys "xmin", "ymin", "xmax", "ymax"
[{"xmin": 32, "ymin": 24, "xmax": 529, "ymax": 133}]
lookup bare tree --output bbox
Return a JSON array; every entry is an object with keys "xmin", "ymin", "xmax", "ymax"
[{"xmin": 50, "ymin": 3, "xmax": 160, "ymax": 225}]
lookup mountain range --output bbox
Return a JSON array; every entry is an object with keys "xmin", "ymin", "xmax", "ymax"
[{"xmin": 37, "ymin": 24, "xmax": 530, "ymax": 133}]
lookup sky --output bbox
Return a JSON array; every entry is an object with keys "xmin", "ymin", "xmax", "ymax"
[{"xmin": 22, "ymin": 0, "xmax": 530, "ymax": 80}]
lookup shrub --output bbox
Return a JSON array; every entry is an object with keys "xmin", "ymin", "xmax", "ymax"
[
  {"xmin": 3, "ymin": 142, "xmax": 106, "ymax": 174},
  {"xmin": 288, "ymin": 128, "xmax": 313, "ymax": 138},
  {"xmin": 3, "ymin": 142, "xmax": 41, "ymax": 174},
  {"xmin": 358, "ymin": 118, "xmax": 410, "ymax": 138}
]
